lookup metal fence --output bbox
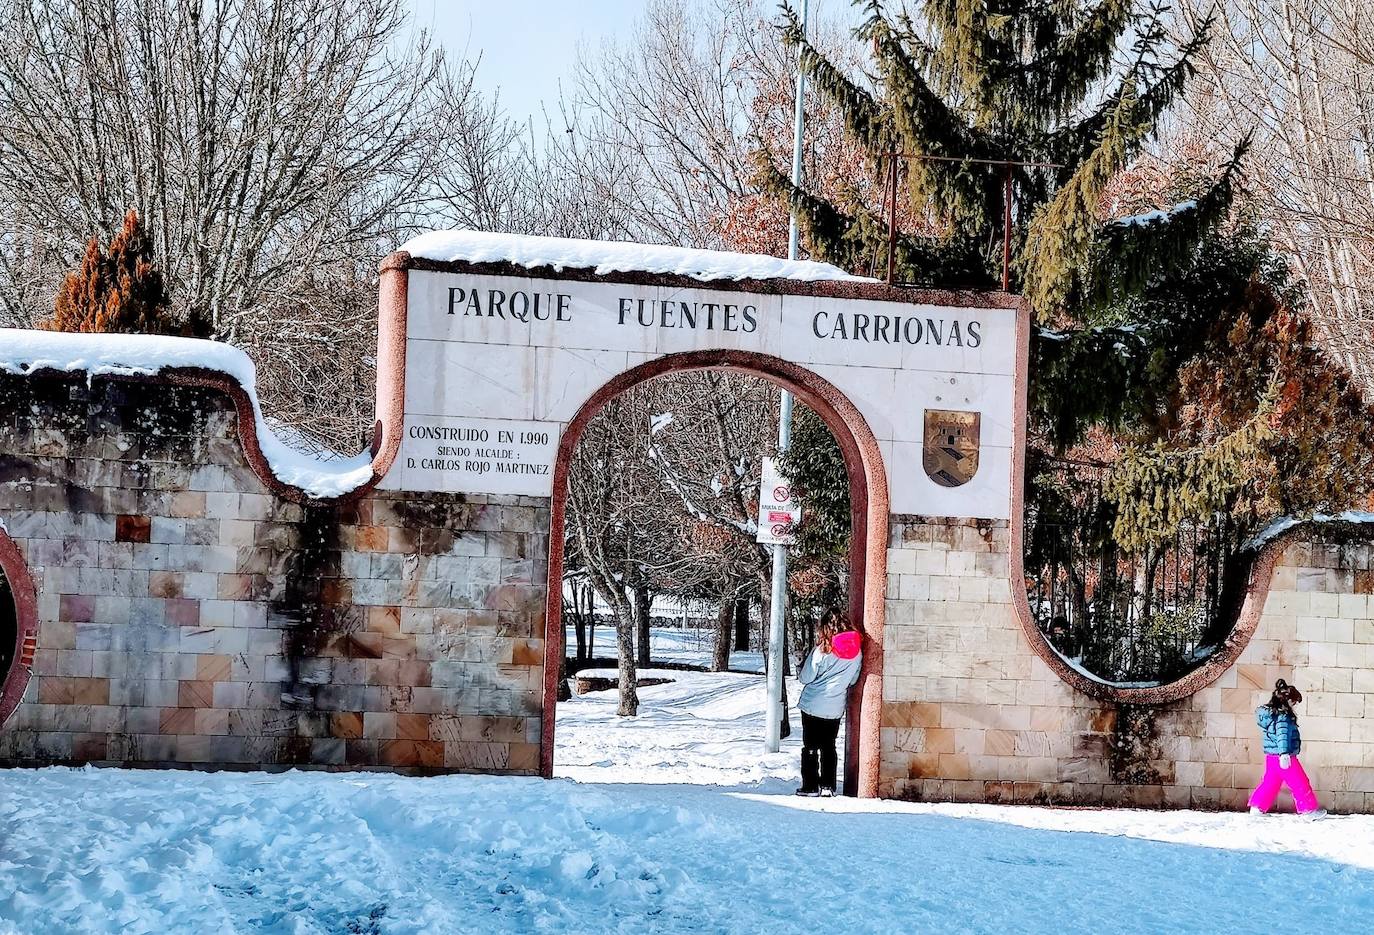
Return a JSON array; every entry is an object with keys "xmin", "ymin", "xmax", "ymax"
[{"xmin": 1023, "ymin": 464, "xmax": 1253, "ymax": 684}]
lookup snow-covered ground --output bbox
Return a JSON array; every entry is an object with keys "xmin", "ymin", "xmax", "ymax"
[
  {"xmin": 555, "ymin": 624, "xmax": 801, "ymax": 787},
  {"xmin": 4, "ymin": 767, "xmax": 1372, "ymax": 934},
  {"xmin": 555, "ymin": 668, "xmax": 805, "ymax": 787},
  {"xmin": 4, "ymin": 639, "xmax": 1373, "ymax": 934}
]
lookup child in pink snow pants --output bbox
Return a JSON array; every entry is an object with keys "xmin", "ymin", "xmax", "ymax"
[{"xmin": 1248, "ymin": 679, "xmax": 1324, "ymax": 817}]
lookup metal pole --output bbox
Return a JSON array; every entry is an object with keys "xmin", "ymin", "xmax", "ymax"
[
  {"xmin": 886, "ymin": 153, "xmax": 898, "ymax": 284},
  {"xmin": 767, "ymin": 0, "xmax": 807, "ymax": 754},
  {"xmin": 765, "ymin": 396, "xmax": 794, "ymax": 753}
]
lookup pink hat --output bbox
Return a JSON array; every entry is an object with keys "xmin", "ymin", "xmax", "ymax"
[{"xmin": 831, "ymin": 630, "xmax": 862, "ymax": 659}]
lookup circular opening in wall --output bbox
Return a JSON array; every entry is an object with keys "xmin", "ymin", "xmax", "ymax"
[
  {"xmin": 1019, "ymin": 455, "xmax": 1260, "ymax": 699},
  {"xmin": 0, "ymin": 525, "xmax": 37, "ymax": 727},
  {"xmin": 0, "ymin": 562, "xmax": 14, "ymax": 686}
]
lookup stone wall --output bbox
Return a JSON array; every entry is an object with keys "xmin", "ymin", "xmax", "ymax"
[
  {"xmin": 2, "ymin": 367, "xmax": 1372, "ymax": 811},
  {"xmin": 0, "ymin": 372, "xmax": 546, "ymax": 772},
  {"xmin": 880, "ymin": 517, "xmax": 1374, "ymax": 813}
]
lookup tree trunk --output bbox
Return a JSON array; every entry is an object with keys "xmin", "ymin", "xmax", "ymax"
[
  {"xmin": 557, "ymin": 647, "xmax": 572, "ymax": 702},
  {"xmin": 634, "ymin": 583, "xmax": 652, "ymax": 668},
  {"xmin": 711, "ymin": 598, "xmax": 733, "ymax": 672},
  {"xmin": 780, "ymin": 620, "xmax": 792, "ymax": 739},
  {"xmin": 614, "ymin": 598, "xmax": 639, "ymax": 716},
  {"xmin": 573, "ymin": 582, "xmax": 589, "ymax": 663},
  {"xmin": 733, "ymin": 598, "xmax": 749, "ymax": 651}
]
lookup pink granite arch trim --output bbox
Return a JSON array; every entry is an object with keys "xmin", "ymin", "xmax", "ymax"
[
  {"xmin": 0, "ymin": 525, "xmax": 38, "ymax": 727},
  {"xmin": 156, "ymin": 248, "xmax": 412, "ymax": 503},
  {"xmin": 537, "ymin": 349, "xmax": 891, "ymax": 798}
]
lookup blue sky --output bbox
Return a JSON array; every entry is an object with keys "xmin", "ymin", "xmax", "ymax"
[
  {"xmin": 408, "ymin": 1, "xmax": 861, "ymax": 128},
  {"xmin": 408, "ymin": 0, "xmax": 654, "ymax": 126}
]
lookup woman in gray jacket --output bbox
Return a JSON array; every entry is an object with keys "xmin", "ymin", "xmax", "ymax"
[{"xmin": 795, "ymin": 612, "xmax": 863, "ymax": 797}]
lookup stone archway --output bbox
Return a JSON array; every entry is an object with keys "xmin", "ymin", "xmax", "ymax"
[
  {"xmin": 539, "ymin": 349, "xmax": 890, "ymax": 797},
  {"xmin": 0, "ymin": 525, "xmax": 38, "ymax": 728}
]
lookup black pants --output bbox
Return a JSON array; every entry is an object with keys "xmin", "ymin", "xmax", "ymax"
[{"xmin": 800, "ymin": 712, "xmax": 841, "ymax": 792}]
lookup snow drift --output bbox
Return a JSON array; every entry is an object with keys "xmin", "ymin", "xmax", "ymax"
[
  {"xmin": 0, "ymin": 329, "xmax": 373, "ymax": 499},
  {"xmin": 399, "ymin": 229, "xmax": 872, "ymax": 284}
]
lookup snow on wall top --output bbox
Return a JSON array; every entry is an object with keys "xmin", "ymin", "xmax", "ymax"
[
  {"xmin": 0, "ymin": 329, "xmax": 372, "ymax": 499},
  {"xmin": 1245, "ymin": 510, "xmax": 1374, "ymax": 550},
  {"xmin": 399, "ymin": 229, "xmax": 872, "ymax": 284}
]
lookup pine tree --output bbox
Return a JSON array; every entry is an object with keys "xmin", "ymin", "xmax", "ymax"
[
  {"xmin": 762, "ymin": 0, "xmax": 1242, "ymax": 319},
  {"xmin": 42, "ymin": 210, "xmax": 198, "ymax": 336},
  {"xmin": 764, "ymin": 1, "xmax": 1270, "ymax": 551}
]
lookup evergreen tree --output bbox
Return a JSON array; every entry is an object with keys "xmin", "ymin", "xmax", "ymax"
[
  {"xmin": 1103, "ymin": 231, "xmax": 1374, "ymax": 546},
  {"xmin": 778, "ymin": 406, "xmax": 851, "ymax": 561},
  {"xmin": 761, "ymin": 3, "xmax": 1373, "ymax": 680},
  {"xmin": 761, "ymin": 0, "xmax": 1242, "ymax": 321},
  {"xmin": 43, "ymin": 210, "xmax": 201, "ymax": 336},
  {"xmin": 763, "ymin": 1, "xmax": 1264, "ymax": 545}
]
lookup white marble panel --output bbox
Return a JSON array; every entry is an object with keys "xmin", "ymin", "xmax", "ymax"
[
  {"xmin": 888, "ymin": 442, "xmax": 1013, "ymax": 519},
  {"xmin": 526, "ymin": 278, "xmax": 661, "ymax": 356},
  {"xmin": 396, "ymin": 413, "xmax": 560, "ymax": 497},
  {"xmin": 653, "ymin": 288, "xmax": 784, "ymax": 357},
  {"xmin": 888, "ymin": 371, "xmax": 1016, "ymax": 447},
  {"xmin": 404, "ymin": 339, "xmax": 536, "ymax": 420},
  {"xmin": 534, "ymin": 346, "xmax": 631, "ymax": 422},
  {"xmin": 895, "ymin": 305, "xmax": 1017, "ymax": 376},
  {"xmin": 778, "ymin": 295, "xmax": 905, "ymax": 370},
  {"xmin": 625, "ymin": 350, "xmax": 658, "ymax": 371},
  {"xmin": 805, "ymin": 363, "xmax": 898, "ymax": 443},
  {"xmin": 396, "ymin": 269, "xmax": 1022, "ymax": 520},
  {"xmin": 780, "ymin": 298, "xmax": 1016, "ymax": 375},
  {"xmin": 407, "ymin": 270, "xmax": 534, "ymax": 347}
]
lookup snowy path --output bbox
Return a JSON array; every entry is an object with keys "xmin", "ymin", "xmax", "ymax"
[
  {"xmin": 2, "ymin": 768, "xmax": 1372, "ymax": 934},
  {"xmin": 554, "ymin": 668, "xmax": 810, "ymax": 788},
  {"xmin": 554, "ymin": 624, "xmax": 810, "ymax": 787},
  {"xmin": 549, "ymin": 627, "xmax": 802, "ymax": 786},
  {"xmin": 4, "ymin": 650, "xmax": 1372, "ymax": 933}
]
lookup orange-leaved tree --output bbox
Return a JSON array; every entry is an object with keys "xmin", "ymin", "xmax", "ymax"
[{"xmin": 42, "ymin": 210, "xmax": 201, "ymax": 336}]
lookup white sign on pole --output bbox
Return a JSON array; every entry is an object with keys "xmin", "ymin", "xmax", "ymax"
[{"xmin": 756, "ymin": 456, "xmax": 802, "ymax": 546}]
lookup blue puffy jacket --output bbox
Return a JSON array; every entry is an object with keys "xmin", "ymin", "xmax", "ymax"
[{"xmin": 1257, "ymin": 705, "xmax": 1301, "ymax": 755}]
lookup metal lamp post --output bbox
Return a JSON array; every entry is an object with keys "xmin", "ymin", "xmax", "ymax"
[{"xmin": 765, "ymin": 0, "xmax": 808, "ymax": 754}]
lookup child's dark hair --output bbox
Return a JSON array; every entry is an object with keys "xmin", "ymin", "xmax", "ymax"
[{"xmin": 1267, "ymin": 679, "xmax": 1302, "ymax": 720}]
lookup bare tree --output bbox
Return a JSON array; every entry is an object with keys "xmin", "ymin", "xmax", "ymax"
[
  {"xmin": 0, "ymin": 0, "xmax": 434, "ymax": 334},
  {"xmin": 426, "ymin": 57, "xmax": 532, "ymax": 235},
  {"xmin": 547, "ymin": 0, "xmax": 861, "ymax": 250},
  {"xmin": 564, "ymin": 368, "xmax": 783, "ymax": 711},
  {"xmin": 1176, "ymin": 0, "xmax": 1374, "ymax": 391},
  {"xmin": 637, "ymin": 371, "xmax": 780, "ymax": 671},
  {"xmin": 0, "ymin": 0, "xmax": 532, "ymax": 451},
  {"xmin": 514, "ymin": 96, "xmax": 650, "ymax": 241},
  {"xmin": 243, "ymin": 268, "xmax": 381, "ymax": 451},
  {"xmin": 564, "ymin": 391, "xmax": 655, "ymax": 716},
  {"xmin": 563, "ymin": 572, "xmax": 596, "ymax": 664}
]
